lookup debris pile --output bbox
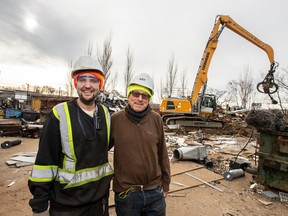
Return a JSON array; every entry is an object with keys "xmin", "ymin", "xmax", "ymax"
[
  {"xmin": 0, "ymin": 118, "xmax": 42, "ymax": 138},
  {"xmin": 5, "ymin": 152, "xmax": 36, "ymax": 168},
  {"xmin": 245, "ymin": 109, "xmax": 288, "ymax": 133},
  {"xmin": 0, "ymin": 119, "xmax": 22, "ymax": 137},
  {"xmin": 98, "ymin": 90, "xmax": 128, "ymax": 113},
  {"xmin": 0, "ymin": 91, "xmax": 127, "ymax": 137}
]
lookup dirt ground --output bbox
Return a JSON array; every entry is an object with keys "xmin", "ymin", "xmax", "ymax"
[{"xmin": 0, "ymin": 135, "xmax": 288, "ymax": 216}]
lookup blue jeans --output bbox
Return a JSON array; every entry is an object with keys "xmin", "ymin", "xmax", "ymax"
[{"xmin": 115, "ymin": 186, "xmax": 166, "ymax": 216}]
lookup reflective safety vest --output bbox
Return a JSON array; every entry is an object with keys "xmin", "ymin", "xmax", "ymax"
[{"xmin": 29, "ymin": 102, "xmax": 113, "ymax": 189}]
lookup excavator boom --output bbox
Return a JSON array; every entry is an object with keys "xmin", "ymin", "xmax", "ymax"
[
  {"xmin": 191, "ymin": 15, "xmax": 276, "ymax": 105},
  {"xmin": 160, "ymin": 15, "xmax": 278, "ymax": 128}
]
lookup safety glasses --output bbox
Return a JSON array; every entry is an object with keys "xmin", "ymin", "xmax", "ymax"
[
  {"xmin": 131, "ymin": 91, "xmax": 150, "ymax": 100},
  {"xmin": 77, "ymin": 75, "xmax": 100, "ymax": 85}
]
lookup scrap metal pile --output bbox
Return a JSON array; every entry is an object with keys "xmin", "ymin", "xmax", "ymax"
[
  {"xmin": 245, "ymin": 109, "xmax": 288, "ymax": 134},
  {"xmin": 97, "ymin": 90, "xmax": 128, "ymax": 113},
  {"xmin": 0, "ymin": 118, "xmax": 43, "ymax": 138},
  {"xmin": 0, "ymin": 91, "xmax": 128, "ymax": 138}
]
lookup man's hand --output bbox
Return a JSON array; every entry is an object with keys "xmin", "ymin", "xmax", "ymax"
[
  {"xmin": 33, "ymin": 210, "xmax": 49, "ymax": 216},
  {"xmin": 163, "ymin": 191, "xmax": 168, "ymax": 198}
]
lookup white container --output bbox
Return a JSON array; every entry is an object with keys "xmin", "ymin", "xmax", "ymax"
[
  {"xmin": 173, "ymin": 146, "xmax": 207, "ymax": 161},
  {"xmin": 224, "ymin": 169, "xmax": 245, "ymax": 181}
]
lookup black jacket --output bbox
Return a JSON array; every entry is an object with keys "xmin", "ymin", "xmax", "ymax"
[{"xmin": 28, "ymin": 99, "xmax": 113, "ymax": 212}]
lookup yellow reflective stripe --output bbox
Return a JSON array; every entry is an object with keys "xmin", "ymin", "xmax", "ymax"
[
  {"xmin": 101, "ymin": 104, "xmax": 110, "ymax": 144},
  {"xmin": 29, "ymin": 176, "xmax": 54, "ymax": 182},
  {"xmin": 29, "ymin": 165, "xmax": 58, "ymax": 182},
  {"xmin": 63, "ymin": 102, "xmax": 76, "ymax": 171},
  {"xmin": 52, "ymin": 106, "xmax": 60, "ymax": 120},
  {"xmin": 57, "ymin": 162, "xmax": 113, "ymax": 189},
  {"xmin": 33, "ymin": 103, "xmax": 113, "ymax": 188},
  {"xmin": 55, "ymin": 102, "xmax": 76, "ymax": 171}
]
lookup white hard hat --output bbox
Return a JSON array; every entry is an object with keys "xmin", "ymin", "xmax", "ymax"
[
  {"xmin": 129, "ymin": 73, "xmax": 154, "ymax": 95},
  {"xmin": 71, "ymin": 55, "xmax": 104, "ymax": 77}
]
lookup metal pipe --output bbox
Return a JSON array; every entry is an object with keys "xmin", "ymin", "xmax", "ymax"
[{"xmin": 185, "ymin": 172, "xmax": 224, "ymax": 192}]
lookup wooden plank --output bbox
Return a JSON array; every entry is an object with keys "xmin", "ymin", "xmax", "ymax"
[
  {"xmin": 170, "ymin": 161, "xmax": 203, "ymax": 176},
  {"xmin": 10, "ymin": 155, "xmax": 36, "ymax": 163},
  {"xmin": 13, "ymin": 152, "xmax": 37, "ymax": 157},
  {"xmin": 169, "ymin": 168, "xmax": 224, "ymax": 193},
  {"xmin": 6, "ymin": 160, "xmax": 17, "ymax": 165},
  {"xmin": 15, "ymin": 162, "xmax": 34, "ymax": 167}
]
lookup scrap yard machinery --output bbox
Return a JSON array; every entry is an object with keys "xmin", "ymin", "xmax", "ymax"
[{"xmin": 160, "ymin": 15, "xmax": 279, "ymax": 128}]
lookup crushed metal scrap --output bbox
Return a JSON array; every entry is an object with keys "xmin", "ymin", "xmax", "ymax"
[
  {"xmin": 245, "ymin": 109, "xmax": 288, "ymax": 134},
  {"xmin": 97, "ymin": 90, "xmax": 128, "ymax": 113},
  {"xmin": 0, "ymin": 118, "xmax": 43, "ymax": 138}
]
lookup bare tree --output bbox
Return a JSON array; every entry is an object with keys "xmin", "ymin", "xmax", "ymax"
[
  {"xmin": 124, "ymin": 46, "xmax": 134, "ymax": 96},
  {"xmin": 97, "ymin": 34, "xmax": 113, "ymax": 91},
  {"xmin": 66, "ymin": 60, "xmax": 74, "ymax": 96},
  {"xmin": 238, "ymin": 66, "xmax": 254, "ymax": 109},
  {"xmin": 206, "ymin": 87, "xmax": 226, "ymax": 106},
  {"xmin": 273, "ymin": 67, "xmax": 288, "ymax": 104},
  {"xmin": 160, "ymin": 79, "xmax": 165, "ymax": 99},
  {"xmin": 224, "ymin": 66, "xmax": 254, "ymax": 109},
  {"xmin": 165, "ymin": 54, "xmax": 178, "ymax": 97},
  {"xmin": 180, "ymin": 69, "xmax": 188, "ymax": 98},
  {"xmin": 276, "ymin": 67, "xmax": 288, "ymax": 90},
  {"xmin": 41, "ymin": 86, "xmax": 56, "ymax": 95},
  {"xmin": 108, "ymin": 71, "xmax": 118, "ymax": 92},
  {"xmin": 87, "ymin": 41, "xmax": 94, "ymax": 56},
  {"xmin": 33, "ymin": 86, "xmax": 41, "ymax": 93},
  {"xmin": 226, "ymin": 80, "xmax": 239, "ymax": 106}
]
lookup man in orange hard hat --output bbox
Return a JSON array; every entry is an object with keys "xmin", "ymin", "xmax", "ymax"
[{"xmin": 28, "ymin": 55, "xmax": 113, "ymax": 216}]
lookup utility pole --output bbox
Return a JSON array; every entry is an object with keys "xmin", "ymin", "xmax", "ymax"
[{"xmin": 26, "ymin": 83, "xmax": 29, "ymax": 105}]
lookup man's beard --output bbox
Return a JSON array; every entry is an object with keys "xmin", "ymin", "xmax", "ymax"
[{"xmin": 78, "ymin": 91, "xmax": 99, "ymax": 105}]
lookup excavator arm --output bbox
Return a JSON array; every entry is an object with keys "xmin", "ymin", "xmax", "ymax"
[
  {"xmin": 159, "ymin": 15, "xmax": 278, "ymax": 128},
  {"xmin": 191, "ymin": 15, "xmax": 278, "ymax": 106}
]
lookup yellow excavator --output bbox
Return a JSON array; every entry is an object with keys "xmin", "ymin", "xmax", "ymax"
[{"xmin": 159, "ymin": 15, "xmax": 279, "ymax": 128}]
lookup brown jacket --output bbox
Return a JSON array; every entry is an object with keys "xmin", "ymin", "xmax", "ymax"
[{"xmin": 110, "ymin": 107, "xmax": 170, "ymax": 193}]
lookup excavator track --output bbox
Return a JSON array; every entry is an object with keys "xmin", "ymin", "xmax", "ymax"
[{"xmin": 164, "ymin": 115, "xmax": 224, "ymax": 128}]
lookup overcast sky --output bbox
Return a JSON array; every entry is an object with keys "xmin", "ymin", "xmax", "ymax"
[{"xmin": 0, "ymin": 0, "xmax": 287, "ymax": 101}]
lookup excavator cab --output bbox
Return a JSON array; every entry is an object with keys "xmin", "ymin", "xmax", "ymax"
[{"xmin": 192, "ymin": 94, "xmax": 216, "ymax": 115}]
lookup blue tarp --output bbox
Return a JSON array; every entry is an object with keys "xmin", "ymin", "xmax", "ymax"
[{"xmin": 5, "ymin": 108, "xmax": 22, "ymax": 118}]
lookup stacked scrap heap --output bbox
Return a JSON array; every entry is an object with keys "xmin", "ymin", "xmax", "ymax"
[{"xmin": 245, "ymin": 109, "xmax": 288, "ymax": 134}]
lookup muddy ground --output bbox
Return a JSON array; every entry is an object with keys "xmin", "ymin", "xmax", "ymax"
[{"xmin": 0, "ymin": 126, "xmax": 288, "ymax": 216}]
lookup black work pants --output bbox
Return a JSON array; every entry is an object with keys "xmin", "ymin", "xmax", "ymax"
[{"xmin": 49, "ymin": 195, "xmax": 109, "ymax": 216}]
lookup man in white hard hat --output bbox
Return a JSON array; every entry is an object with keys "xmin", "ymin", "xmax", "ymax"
[
  {"xmin": 28, "ymin": 55, "xmax": 113, "ymax": 216},
  {"xmin": 110, "ymin": 73, "xmax": 171, "ymax": 216}
]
